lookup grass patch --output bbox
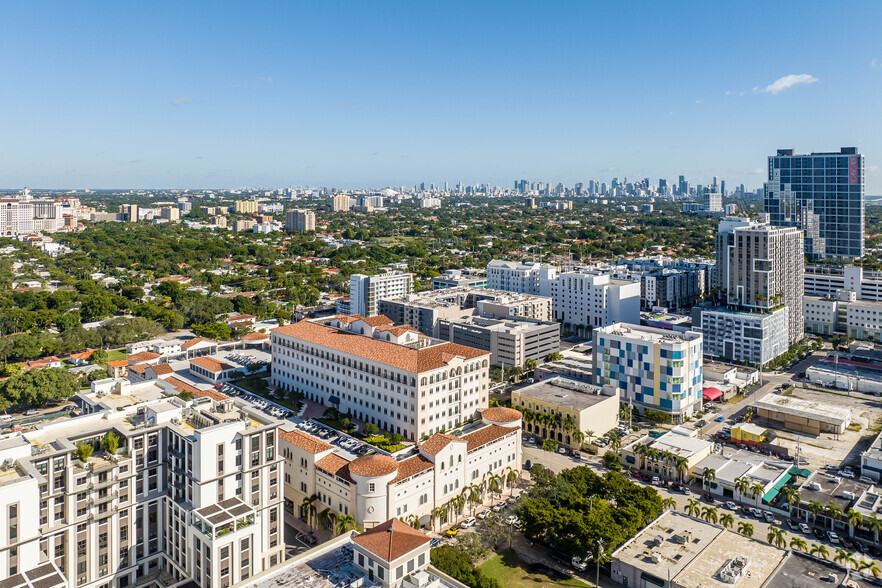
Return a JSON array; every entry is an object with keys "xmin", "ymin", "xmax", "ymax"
[
  {"xmin": 479, "ymin": 549, "xmax": 589, "ymax": 588},
  {"xmin": 105, "ymin": 349, "xmax": 128, "ymax": 362},
  {"xmin": 847, "ymin": 422, "xmax": 863, "ymax": 432},
  {"xmin": 363, "ymin": 434, "xmax": 406, "ymax": 452},
  {"xmin": 233, "ymin": 372, "xmax": 302, "ymax": 411},
  {"xmin": 726, "ymin": 394, "xmax": 747, "ymax": 404},
  {"xmin": 317, "ymin": 417, "xmax": 358, "ymax": 435}
]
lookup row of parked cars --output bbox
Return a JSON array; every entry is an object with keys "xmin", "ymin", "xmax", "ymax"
[
  {"xmin": 221, "ymin": 385, "xmax": 294, "ymax": 419},
  {"xmin": 444, "ymin": 495, "xmax": 521, "ymax": 537}
]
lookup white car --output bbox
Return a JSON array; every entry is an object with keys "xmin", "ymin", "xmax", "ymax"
[
  {"xmin": 799, "ymin": 523, "xmax": 811, "ymax": 534},
  {"xmin": 24, "ymin": 409, "xmax": 39, "ymax": 416},
  {"xmin": 725, "ymin": 501, "xmax": 737, "ymax": 510},
  {"xmin": 492, "ymin": 503, "xmax": 506, "ymax": 512},
  {"xmin": 571, "ymin": 556, "xmax": 587, "ymax": 571},
  {"xmin": 828, "ymin": 531, "xmax": 840, "ymax": 544},
  {"xmin": 651, "ymin": 476, "xmax": 660, "ymax": 485},
  {"xmin": 507, "ymin": 495, "xmax": 518, "ymax": 504},
  {"xmin": 477, "ymin": 510, "xmax": 489, "ymax": 520},
  {"xmin": 461, "ymin": 517, "xmax": 476, "ymax": 528},
  {"xmin": 763, "ymin": 512, "xmax": 775, "ymax": 523},
  {"xmin": 505, "ymin": 515, "xmax": 519, "ymax": 525}
]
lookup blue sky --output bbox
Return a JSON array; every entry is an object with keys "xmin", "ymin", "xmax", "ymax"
[{"xmin": 2, "ymin": 1, "xmax": 882, "ymax": 191}]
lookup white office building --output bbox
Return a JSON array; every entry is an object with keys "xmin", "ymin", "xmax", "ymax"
[
  {"xmin": 593, "ymin": 324, "xmax": 703, "ymax": 422},
  {"xmin": 348, "ymin": 270, "xmax": 414, "ymax": 317},
  {"xmin": 270, "ymin": 315, "xmax": 491, "ymax": 441}
]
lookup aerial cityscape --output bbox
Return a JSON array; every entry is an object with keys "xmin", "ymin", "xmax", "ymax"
[{"xmin": 3, "ymin": 2, "xmax": 882, "ymax": 588}]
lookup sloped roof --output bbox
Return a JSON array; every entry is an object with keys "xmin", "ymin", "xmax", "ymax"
[
  {"xmin": 315, "ymin": 454, "xmax": 354, "ymax": 483},
  {"xmin": 419, "ymin": 433, "xmax": 463, "ymax": 456},
  {"xmin": 349, "ymin": 455, "xmax": 398, "ymax": 477},
  {"xmin": 190, "ymin": 356, "xmax": 236, "ymax": 372},
  {"xmin": 150, "ymin": 363, "xmax": 175, "ymax": 376},
  {"xmin": 182, "ymin": 337, "xmax": 215, "ymax": 350},
  {"xmin": 391, "ymin": 454, "xmax": 434, "ymax": 484},
  {"xmin": 127, "ymin": 351, "xmax": 160, "ymax": 362},
  {"xmin": 481, "ymin": 407, "xmax": 522, "ymax": 423},
  {"xmin": 352, "ymin": 518, "xmax": 431, "ymax": 562},
  {"xmin": 463, "ymin": 425, "xmax": 519, "ymax": 451},
  {"xmin": 279, "ymin": 429, "xmax": 333, "ymax": 454},
  {"xmin": 272, "ymin": 319, "xmax": 488, "ymax": 373}
]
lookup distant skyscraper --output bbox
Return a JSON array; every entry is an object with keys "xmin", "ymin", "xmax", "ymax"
[
  {"xmin": 658, "ymin": 179, "xmax": 667, "ymax": 193},
  {"xmin": 765, "ymin": 147, "xmax": 865, "ymax": 260},
  {"xmin": 678, "ymin": 175, "xmax": 687, "ymax": 196}
]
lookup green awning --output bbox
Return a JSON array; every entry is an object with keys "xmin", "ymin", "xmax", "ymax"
[
  {"xmin": 762, "ymin": 474, "xmax": 792, "ymax": 503},
  {"xmin": 789, "ymin": 467, "xmax": 811, "ymax": 478}
]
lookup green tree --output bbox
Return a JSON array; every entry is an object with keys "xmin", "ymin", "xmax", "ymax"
[
  {"xmin": 101, "ymin": 431, "xmax": 120, "ymax": 454},
  {"xmin": 92, "ymin": 348, "xmax": 108, "ymax": 364},
  {"xmin": 603, "ymin": 451, "xmax": 622, "ymax": 471},
  {"xmin": 75, "ymin": 441, "xmax": 94, "ymax": 463}
]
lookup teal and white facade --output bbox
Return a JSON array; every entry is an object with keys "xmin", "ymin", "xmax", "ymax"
[{"xmin": 593, "ymin": 324, "xmax": 703, "ymax": 423}]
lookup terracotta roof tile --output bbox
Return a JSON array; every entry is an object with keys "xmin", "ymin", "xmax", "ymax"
[
  {"xmin": 349, "ymin": 455, "xmax": 399, "ymax": 477},
  {"xmin": 419, "ymin": 434, "xmax": 464, "ymax": 456},
  {"xmin": 272, "ymin": 320, "xmax": 488, "ymax": 373},
  {"xmin": 164, "ymin": 376, "xmax": 202, "ymax": 394},
  {"xmin": 463, "ymin": 425, "xmax": 520, "ymax": 452},
  {"xmin": 190, "ymin": 356, "xmax": 236, "ymax": 372},
  {"xmin": 69, "ymin": 349, "xmax": 95, "ymax": 360},
  {"xmin": 279, "ymin": 429, "xmax": 333, "ymax": 454},
  {"xmin": 107, "ymin": 360, "xmax": 129, "ymax": 368},
  {"xmin": 391, "ymin": 455, "xmax": 434, "ymax": 484},
  {"xmin": 481, "ymin": 407, "xmax": 523, "ymax": 423},
  {"xmin": 182, "ymin": 337, "xmax": 215, "ymax": 350},
  {"xmin": 150, "ymin": 363, "xmax": 175, "ymax": 376},
  {"xmin": 242, "ymin": 332, "xmax": 270, "ymax": 340},
  {"xmin": 316, "ymin": 454, "xmax": 353, "ymax": 483},
  {"xmin": 193, "ymin": 388, "xmax": 229, "ymax": 402},
  {"xmin": 352, "ymin": 519, "xmax": 431, "ymax": 562},
  {"xmin": 127, "ymin": 351, "xmax": 160, "ymax": 362},
  {"xmin": 226, "ymin": 314, "xmax": 255, "ymax": 322},
  {"xmin": 360, "ymin": 315, "xmax": 394, "ymax": 327},
  {"xmin": 127, "ymin": 364, "xmax": 148, "ymax": 374}
]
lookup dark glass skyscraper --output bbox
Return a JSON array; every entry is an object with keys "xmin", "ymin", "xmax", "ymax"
[{"xmin": 765, "ymin": 147, "xmax": 864, "ymax": 260}]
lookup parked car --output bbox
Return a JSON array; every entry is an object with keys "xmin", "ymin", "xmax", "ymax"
[
  {"xmin": 524, "ymin": 460, "xmax": 532, "ymax": 471},
  {"xmin": 492, "ymin": 503, "xmax": 506, "ymax": 512},
  {"xmin": 558, "ymin": 447, "xmax": 567, "ymax": 455},
  {"xmin": 573, "ymin": 451, "xmax": 582, "ymax": 461},
  {"xmin": 751, "ymin": 508, "xmax": 763, "ymax": 518},
  {"xmin": 715, "ymin": 416, "xmax": 725, "ymax": 422},
  {"xmin": 24, "ymin": 409, "xmax": 39, "ymax": 416},
  {"xmin": 763, "ymin": 512, "xmax": 775, "ymax": 524},
  {"xmin": 505, "ymin": 515, "xmax": 519, "ymax": 525},
  {"xmin": 651, "ymin": 476, "xmax": 660, "ymax": 485},
  {"xmin": 696, "ymin": 420, "xmax": 707, "ymax": 428},
  {"xmin": 725, "ymin": 501, "xmax": 737, "ymax": 510},
  {"xmin": 461, "ymin": 517, "xmax": 476, "ymax": 528},
  {"xmin": 631, "ymin": 470, "xmax": 641, "ymax": 479},
  {"xmin": 445, "ymin": 528, "xmax": 459, "ymax": 537},
  {"xmin": 827, "ymin": 531, "xmax": 840, "ymax": 544},
  {"xmin": 528, "ymin": 437, "xmax": 536, "ymax": 444},
  {"xmin": 800, "ymin": 523, "xmax": 812, "ymax": 534},
  {"xmin": 477, "ymin": 510, "xmax": 489, "ymax": 520},
  {"xmin": 703, "ymin": 493, "xmax": 715, "ymax": 503},
  {"xmin": 571, "ymin": 556, "xmax": 587, "ymax": 571},
  {"xmin": 841, "ymin": 537, "xmax": 854, "ymax": 550},
  {"xmin": 507, "ymin": 495, "xmax": 518, "ymax": 504}
]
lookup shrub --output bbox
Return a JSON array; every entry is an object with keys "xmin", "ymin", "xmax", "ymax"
[
  {"xmin": 603, "ymin": 451, "xmax": 622, "ymax": 471},
  {"xmin": 101, "ymin": 431, "xmax": 120, "ymax": 454},
  {"xmin": 75, "ymin": 441, "xmax": 94, "ymax": 463}
]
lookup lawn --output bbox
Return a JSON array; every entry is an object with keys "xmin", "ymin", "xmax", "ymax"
[
  {"xmin": 479, "ymin": 549, "xmax": 589, "ymax": 588},
  {"xmin": 234, "ymin": 372, "xmax": 271, "ymax": 395},
  {"xmin": 105, "ymin": 349, "xmax": 128, "ymax": 362}
]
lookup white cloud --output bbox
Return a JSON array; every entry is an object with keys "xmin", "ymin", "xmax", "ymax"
[
  {"xmin": 758, "ymin": 74, "xmax": 818, "ymax": 95},
  {"xmin": 695, "ymin": 99, "xmax": 703, "ymax": 104},
  {"xmin": 172, "ymin": 97, "xmax": 193, "ymax": 106},
  {"xmin": 746, "ymin": 168, "xmax": 765, "ymax": 175},
  {"xmin": 872, "ymin": 59, "xmax": 879, "ymax": 69}
]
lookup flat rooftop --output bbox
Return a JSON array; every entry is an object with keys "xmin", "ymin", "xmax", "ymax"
[
  {"xmin": 243, "ymin": 537, "xmax": 364, "ymax": 588},
  {"xmin": 513, "ymin": 377, "xmax": 615, "ymax": 410},
  {"xmin": 764, "ymin": 552, "xmax": 873, "ymax": 588},
  {"xmin": 613, "ymin": 512, "xmax": 723, "ymax": 581},
  {"xmin": 674, "ymin": 530, "xmax": 786, "ymax": 588},
  {"xmin": 756, "ymin": 393, "xmax": 851, "ymax": 425},
  {"xmin": 599, "ymin": 323, "xmax": 701, "ymax": 344},
  {"xmin": 639, "ymin": 432, "xmax": 712, "ymax": 459},
  {"xmin": 797, "ymin": 471, "xmax": 870, "ymax": 513}
]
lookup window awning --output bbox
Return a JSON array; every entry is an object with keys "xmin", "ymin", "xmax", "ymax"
[
  {"xmin": 762, "ymin": 474, "xmax": 792, "ymax": 503},
  {"xmin": 703, "ymin": 387, "xmax": 723, "ymax": 401},
  {"xmin": 328, "ymin": 396, "xmax": 340, "ymax": 404}
]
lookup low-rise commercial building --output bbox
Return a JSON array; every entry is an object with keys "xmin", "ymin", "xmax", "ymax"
[
  {"xmin": 594, "ymin": 324, "xmax": 703, "ymax": 423},
  {"xmin": 754, "ymin": 393, "xmax": 851, "ymax": 436},
  {"xmin": 431, "ymin": 269, "xmax": 487, "ymax": 290},
  {"xmin": 511, "ymin": 376, "xmax": 618, "ymax": 449},
  {"xmin": 438, "ymin": 316, "xmax": 559, "ymax": 368},
  {"xmin": 693, "ymin": 453, "xmax": 791, "ymax": 506},
  {"xmin": 620, "ymin": 431, "xmax": 713, "ymax": 483},
  {"xmin": 611, "ymin": 511, "xmax": 786, "ymax": 588},
  {"xmin": 861, "ymin": 431, "xmax": 882, "ymax": 482}
]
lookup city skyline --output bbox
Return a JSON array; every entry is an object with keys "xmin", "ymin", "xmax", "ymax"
[{"xmin": 3, "ymin": 2, "xmax": 882, "ymax": 191}]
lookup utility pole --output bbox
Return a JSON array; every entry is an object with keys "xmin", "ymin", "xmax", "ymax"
[{"xmin": 595, "ymin": 539, "xmax": 604, "ymax": 588}]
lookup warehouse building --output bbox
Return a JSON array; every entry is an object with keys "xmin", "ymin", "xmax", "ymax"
[{"xmin": 754, "ymin": 393, "xmax": 851, "ymax": 436}]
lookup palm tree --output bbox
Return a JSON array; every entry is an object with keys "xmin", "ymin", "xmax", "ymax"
[
  {"xmin": 685, "ymin": 498, "xmax": 701, "ymax": 517},
  {"xmin": 488, "ymin": 474, "xmax": 503, "ymax": 500},
  {"xmin": 737, "ymin": 521, "xmax": 754, "ymax": 537},
  {"xmin": 847, "ymin": 508, "xmax": 864, "ymax": 538},
  {"xmin": 675, "ymin": 457, "xmax": 689, "ymax": 484},
  {"xmin": 431, "ymin": 507, "xmax": 444, "ymax": 532},
  {"xmin": 506, "ymin": 469, "xmax": 520, "ymax": 496},
  {"xmin": 702, "ymin": 506, "xmax": 719, "ymax": 525},
  {"xmin": 662, "ymin": 498, "xmax": 677, "ymax": 512},
  {"xmin": 703, "ymin": 468, "xmax": 716, "ymax": 492},
  {"xmin": 720, "ymin": 513, "xmax": 734, "ymax": 529},
  {"xmin": 451, "ymin": 494, "xmax": 466, "ymax": 518},
  {"xmin": 826, "ymin": 501, "xmax": 843, "ymax": 531},
  {"xmin": 790, "ymin": 537, "xmax": 808, "ymax": 552},
  {"xmin": 781, "ymin": 488, "xmax": 801, "ymax": 519},
  {"xmin": 859, "ymin": 560, "xmax": 881, "ymax": 578},
  {"xmin": 336, "ymin": 514, "xmax": 359, "ymax": 535},
  {"xmin": 572, "ymin": 429, "xmax": 585, "ymax": 449},
  {"xmin": 867, "ymin": 514, "xmax": 882, "ymax": 544},
  {"xmin": 301, "ymin": 494, "xmax": 319, "ymax": 530},
  {"xmin": 767, "ymin": 526, "xmax": 787, "ymax": 549},
  {"xmin": 743, "ymin": 407, "xmax": 753, "ymax": 422},
  {"xmin": 584, "ymin": 429, "xmax": 595, "ymax": 446},
  {"xmin": 318, "ymin": 507, "xmax": 338, "ymax": 531},
  {"xmin": 733, "ymin": 476, "xmax": 750, "ymax": 503},
  {"xmin": 466, "ymin": 484, "xmax": 482, "ymax": 515},
  {"xmin": 811, "ymin": 543, "xmax": 829, "ymax": 560},
  {"xmin": 834, "ymin": 548, "xmax": 858, "ymax": 570},
  {"xmin": 808, "ymin": 500, "xmax": 825, "ymax": 525},
  {"xmin": 750, "ymin": 482, "xmax": 765, "ymax": 509},
  {"xmin": 405, "ymin": 514, "xmax": 421, "ymax": 529},
  {"xmin": 609, "ymin": 435, "xmax": 622, "ymax": 453}
]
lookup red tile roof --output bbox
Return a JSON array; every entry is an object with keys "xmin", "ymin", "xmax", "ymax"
[
  {"xmin": 272, "ymin": 320, "xmax": 488, "ymax": 373},
  {"xmin": 107, "ymin": 360, "xmax": 129, "ymax": 368},
  {"xmin": 193, "ymin": 388, "xmax": 229, "ymax": 402},
  {"xmin": 463, "ymin": 425, "xmax": 519, "ymax": 452},
  {"xmin": 190, "ymin": 356, "xmax": 236, "ymax": 373},
  {"xmin": 150, "ymin": 363, "xmax": 175, "ymax": 376},
  {"xmin": 127, "ymin": 364, "xmax": 148, "ymax": 374},
  {"xmin": 360, "ymin": 315, "xmax": 394, "ymax": 327},
  {"xmin": 316, "ymin": 454, "xmax": 353, "ymax": 483},
  {"xmin": 127, "ymin": 351, "xmax": 160, "ymax": 362},
  {"xmin": 279, "ymin": 429, "xmax": 333, "ymax": 454},
  {"xmin": 181, "ymin": 337, "xmax": 215, "ymax": 350},
  {"xmin": 69, "ymin": 349, "xmax": 95, "ymax": 361},
  {"xmin": 376, "ymin": 325, "xmax": 419, "ymax": 337},
  {"xmin": 349, "ymin": 455, "xmax": 399, "ymax": 478},
  {"xmin": 226, "ymin": 314, "xmax": 256, "ymax": 322},
  {"xmin": 391, "ymin": 455, "xmax": 434, "ymax": 484},
  {"xmin": 352, "ymin": 518, "xmax": 431, "ymax": 562},
  {"xmin": 481, "ymin": 407, "xmax": 522, "ymax": 423},
  {"xmin": 419, "ymin": 433, "xmax": 463, "ymax": 456},
  {"xmin": 242, "ymin": 332, "xmax": 270, "ymax": 340},
  {"xmin": 164, "ymin": 376, "xmax": 202, "ymax": 394}
]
